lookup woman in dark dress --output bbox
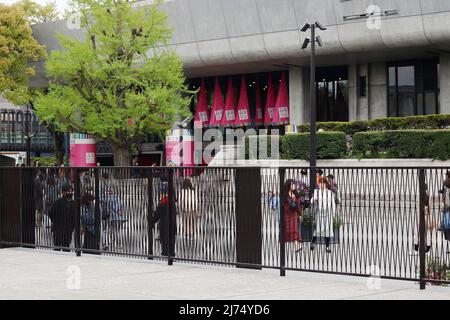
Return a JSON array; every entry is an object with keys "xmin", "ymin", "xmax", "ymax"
[{"xmin": 283, "ymin": 179, "xmax": 301, "ymax": 252}]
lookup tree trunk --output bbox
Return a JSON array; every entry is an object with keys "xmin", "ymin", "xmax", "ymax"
[
  {"xmin": 54, "ymin": 131, "xmax": 65, "ymax": 165},
  {"xmin": 112, "ymin": 143, "xmax": 132, "ymax": 167}
]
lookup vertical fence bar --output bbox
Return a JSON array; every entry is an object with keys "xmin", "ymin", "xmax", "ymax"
[
  {"xmin": 147, "ymin": 169, "xmax": 154, "ymax": 260},
  {"xmin": 0, "ymin": 168, "xmax": 3, "ymax": 248},
  {"xmin": 168, "ymin": 168, "xmax": 174, "ymax": 266},
  {"xmin": 418, "ymin": 169, "xmax": 426, "ymax": 289},
  {"xmin": 74, "ymin": 168, "xmax": 81, "ymax": 257},
  {"xmin": 94, "ymin": 168, "xmax": 101, "ymax": 252},
  {"xmin": 279, "ymin": 167, "xmax": 286, "ymax": 277}
]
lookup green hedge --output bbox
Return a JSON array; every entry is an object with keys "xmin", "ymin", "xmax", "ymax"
[
  {"xmin": 245, "ymin": 132, "xmax": 347, "ymax": 160},
  {"xmin": 297, "ymin": 114, "xmax": 450, "ymax": 136},
  {"xmin": 32, "ymin": 156, "xmax": 57, "ymax": 166},
  {"xmin": 245, "ymin": 135, "xmax": 280, "ymax": 160},
  {"xmin": 353, "ymin": 130, "xmax": 450, "ymax": 160},
  {"xmin": 281, "ymin": 132, "xmax": 347, "ymax": 160}
]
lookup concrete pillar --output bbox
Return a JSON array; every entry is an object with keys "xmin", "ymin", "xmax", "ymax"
[
  {"xmin": 289, "ymin": 67, "xmax": 310, "ymax": 125},
  {"xmin": 440, "ymin": 54, "xmax": 450, "ymax": 115},
  {"xmin": 348, "ymin": 64, "xmax": 358, "ymax": 122},
  {"xmin": 368, "ymin": 62, "xmax": 387, "ymax": 120},
  {"xmin": 349, "ymin": 64, "xmax": 369, "ymax": 122}
]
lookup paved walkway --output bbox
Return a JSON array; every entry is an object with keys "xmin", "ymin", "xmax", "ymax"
[{"xmin": 0, "ymin": 248, "xmax": 449, "ymax": 300}]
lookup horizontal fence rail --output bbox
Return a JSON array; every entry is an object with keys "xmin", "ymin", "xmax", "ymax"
[{"xmin": 1, "ymin": 166, "xmax": 450, "ymax": 289}]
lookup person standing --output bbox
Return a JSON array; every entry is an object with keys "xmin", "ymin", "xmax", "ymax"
[
  {"xmin": 153, "ymin": 180, "xmax": 178, "ymax": 257},
  {"xmin": 310, "ymin": 177, "xmax": 336, "ymax": 253},
  {"xmin": 282, "ymin": 179, "xmax": 301, "ymax": 252},
  {"xmin": 48, "ymin": 185, "xmax": 75, "ymax": 251},
  {"xmin": 439, "ymin": 172, "xmax": 450, "ymax": 241},
  {"xmin": 34, "ymin": 173, "xmax": 45, "ymax": 227},
  {"xmin": 81, "ymin": 190, "xmax": 101, "ymax": 253},
  {"xmin": 179, "ymin": 178, "xmax": 200, "ymax": 240}
]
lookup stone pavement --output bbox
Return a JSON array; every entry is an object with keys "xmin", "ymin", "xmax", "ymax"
[{"xmin": 0, "ymin": 248, "xmax": 449, "ymax": 300}]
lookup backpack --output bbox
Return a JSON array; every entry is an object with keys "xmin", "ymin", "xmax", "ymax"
[{"xmin": 444, "ymin": 212, "xmax": 450, "ymax": 230}]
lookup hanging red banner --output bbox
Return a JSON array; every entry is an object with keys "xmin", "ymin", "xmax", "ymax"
[
  {"xmin": 209, "ymin": 77, "xmax": 224, "ymax": 127},
  {"xmin": 194, "ymin": 78, "xmax": 209, "ymax": 128},
  {"xmin": 264, "ymin": 73, "xmax": 276, "ymax": 126},
  {"xmin": 272, "ymin": 72, "xmax": 290, "ymax": 125},
  {"xmin": 254, "ymin": 81, "xmax": 264, "ymax": 126},
  {"xmin": 234, "ymin": 75, "xmax": 251, "ymax": 127},
  {"xmin": 221, "ymin": 76, "xmax": 236, "ymax": 128}
]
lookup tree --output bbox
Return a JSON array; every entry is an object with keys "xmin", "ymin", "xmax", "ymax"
[
  {"xmin": 35, "ymin": 0, "xmax": 193, "ymax": 166},
  {"xmin": 16, "ymin": 0, "xmax": 60, "ymax": 25},
  {"xmin": 0, "ymin": 3, "xmax": 47, "ymax": 105}
]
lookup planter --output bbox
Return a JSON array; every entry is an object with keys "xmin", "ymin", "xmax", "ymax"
[
  {"xmin": 301, "ymin": 227, "xmax": 341, "ymax": 244},
  {"xmin": 300, "ymin": 223, "xmax": 313, "ymax": 242}
]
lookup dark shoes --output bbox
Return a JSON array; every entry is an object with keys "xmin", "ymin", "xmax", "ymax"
[
  {"xmin": 310, "ymin": 244, "xmax": 331, "ymax": 253},
  {"xmin": 414, "ymin": 244, "xmax": 431, "ymax": 253}
]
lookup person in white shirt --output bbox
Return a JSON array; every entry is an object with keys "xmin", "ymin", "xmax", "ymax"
[{"xmin": 310, "ymin": 177, "xmax": 336, "ymax": 253}]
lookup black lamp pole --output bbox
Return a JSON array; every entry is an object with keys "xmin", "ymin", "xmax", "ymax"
[
  {"xmin": 26, "ymin": 104, "xmax": 31, "ymax": 167},
  {"xmin": 309, "ymin": 23, "xmax": 317, "ymax": 192},
  {"xmin": 301, "ymin": 21, "xmax": 326, "ymax": 192}
]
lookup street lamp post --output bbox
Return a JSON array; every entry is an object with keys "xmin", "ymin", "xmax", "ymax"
[
  {"xmin": 24, "ymin": 104, "xmax": 33, "ymax": 167},
  {"xmin": 300, "ymin": 21, "xmax": 327, "ymax": 192}
]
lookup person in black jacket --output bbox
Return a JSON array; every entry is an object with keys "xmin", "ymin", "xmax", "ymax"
[
  {"xmin": 48, "ymin": 185, "xmax": 75, "ymax": 252},
  {"xmin": 153, "ymin": 181, "xmax": 178, "ymax": 257}
]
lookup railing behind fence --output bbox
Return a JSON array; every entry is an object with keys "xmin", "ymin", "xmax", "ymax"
[{"xmin": 0, "ymin": 166, "xmax": 449, "ymax": 288}]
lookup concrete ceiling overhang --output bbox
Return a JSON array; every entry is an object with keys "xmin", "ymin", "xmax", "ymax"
[{"xmin": 29, "ymin": 0, "xmax": 450, "ymax": 85}]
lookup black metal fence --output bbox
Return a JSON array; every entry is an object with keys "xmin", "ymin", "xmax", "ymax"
[{"xmin": 1, "ymin": 166, "xmax": 450, "ymax": 289}]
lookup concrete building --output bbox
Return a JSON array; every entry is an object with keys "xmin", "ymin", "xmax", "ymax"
[
  {"xmin": 0, "ymin": 98, "xmax": 54, "ymax": 164},
  {"xmin": 29, "ymin": 0, "xmax": 450, "ymax": 130}
]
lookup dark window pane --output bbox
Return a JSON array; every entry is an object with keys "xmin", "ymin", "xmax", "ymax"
[
  {"xmin": 397, "ymin": 66, "xmax": 415, "ymax": 117},
  {"xmin": 388, "ymin": 67, "xmax": 397, "ymax": 117},
  {"xmin": 424, "ymin": 92, "xmax": 436, "ymax": 115},
  {"xmin": 417, "ymin": 93, "xmax": 424, "ymax": 115},
  {"xmin": 336, "ymin": 80, "xmax": 349, "ymax": 121}
]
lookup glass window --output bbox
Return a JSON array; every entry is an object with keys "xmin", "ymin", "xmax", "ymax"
[
  {"xmin": 387, "ymin": 59, "xmax": 438, "ymax": 117},
  {"xmin": 388, "ymin": 67, "xmax": 397, "ymax": 117}
]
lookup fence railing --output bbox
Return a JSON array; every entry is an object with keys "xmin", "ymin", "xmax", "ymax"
[{"xmin": 1, "ymin": 166, "xmax": 450, "ymax": 289}]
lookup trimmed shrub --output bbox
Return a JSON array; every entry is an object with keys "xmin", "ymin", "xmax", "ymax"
[
  {"xmin": 353, "ymin": 130, "xmax": 450, "ymax": 160},
  {"xmin": 245, "ymin": 135, "xmax": 281, "ymax": 160},
  {"xmin": 281, "ymin": 132, "xmax": 347, "ymax": 160},
  {"xmin": 297, "ymin": 121, "xmax": 368, "ymax": 136},
  {"xmin": 297, "ymin": 114, "xmax": 450, "ymax": 136},
  {"xmin": 32, "ymin": 156, "xmax": 57, "ymax": 166}
]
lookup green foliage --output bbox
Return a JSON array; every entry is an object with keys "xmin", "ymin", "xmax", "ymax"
[
  {"xmin": 32, "ymin": 156, "xmax": 57, "ymax": 167},
  {"xmin": 353, "ymin": 130, "xmax": 450, "ymax": 160},
  {"xmin": 281, "ymin": 132, "xmax": 347, "ymax": 160},
  {"xmin": 16, "ymin": 0, "xmax": 60, "ymax": 24},
  {"xmin": 34, "ymin": 0, "xmax": 193, "ymax": 166},
  {"xmin": 426, "ymin": 258, "xmax": 449, "ymax": 285},
  {"xmin": 245, "ymin": 135, "xmax": 280, "ymax": 160},
  {"xmin": 0, "ymin": 3, "xmax": 47, "ymax": 105},
  {"xmin": 333, "ymin": 215, "xmax": 343, "ymax": 229},
  {"xmin": 297, "ymin": 114, "xmax": 450, "ymax": 136},
  {"xmin": 302, "ymin": 208, "xmax": 315, "ymax": 228},
  {"xmin": 298, "ymin": 121, "xmax": 368, "ymax": 136}
]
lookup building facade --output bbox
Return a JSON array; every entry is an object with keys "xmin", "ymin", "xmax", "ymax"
[
  {"xmin": 29, "ymin": 0, "xmax": 450, "ymax": 129},
  {"xmin": 0, "ymin": 98, "xmax": 54, "ymax": 164}
]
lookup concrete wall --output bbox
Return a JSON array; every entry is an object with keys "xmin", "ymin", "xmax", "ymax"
[
  {"xmin": 289, "ymin": 67, "xmax": 310, "ymax": 125},
  {"xmin": 30, "ymin": 0, "xmax": 450, "ymax": 74},
  {"xmin": 368, "ymin": 62, "xmax": 388, "ymax": 120}
]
